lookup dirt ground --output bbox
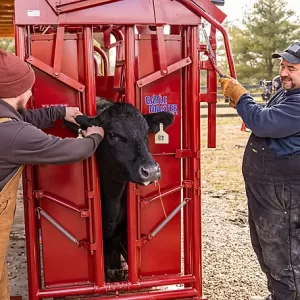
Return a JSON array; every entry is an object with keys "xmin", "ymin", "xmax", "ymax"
[
  {"xmin": 200, "ymin": 112, "xmax": 268, "ymax": 299},
  {"xmin": 8, "ymin": 182, "xmax": 28, "ymax": 299},
  {"xmin": 7, "ymin": 109, "xmax": 268, "ymax": 300}
]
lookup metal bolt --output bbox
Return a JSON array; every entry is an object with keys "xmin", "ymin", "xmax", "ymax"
[{"xmin": 54, "ymin": 72, "xmax": 59, "ymax": 76}]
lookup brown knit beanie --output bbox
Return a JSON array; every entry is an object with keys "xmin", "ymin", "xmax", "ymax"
[{"xmin": 0, "ymin": 49, "xmax": 35, "ymax": 98}]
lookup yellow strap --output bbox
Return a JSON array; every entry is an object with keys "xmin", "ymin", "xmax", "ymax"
[
  {"xmin": 0, "ymin": 118, "xmax": 12, "ymax": 123},
  {"xmin": 0, "ymin": 166, "xmax": 24, "ymax": 196},
  {"xmin": 0, "ymin": 117, "xmax": 22, "ymax": 195}
]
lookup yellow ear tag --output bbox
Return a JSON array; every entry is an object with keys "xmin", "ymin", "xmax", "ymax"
[
  {"xmin": 155, "ymin": 123, "xmax": 169, "ymax": 144},
  {"xmin": 77, "ymin": 128, "xmax": 84, "ymax": 139}
]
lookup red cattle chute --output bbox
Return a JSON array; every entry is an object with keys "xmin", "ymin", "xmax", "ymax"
[{"xmin": 14, "ymin": 0, "xmax": 236, "ymax": 299}]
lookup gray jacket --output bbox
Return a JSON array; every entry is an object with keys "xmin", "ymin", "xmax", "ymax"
[{"xmin": 0, "ymin": 99, "xmax": 102, "ymax": 190}]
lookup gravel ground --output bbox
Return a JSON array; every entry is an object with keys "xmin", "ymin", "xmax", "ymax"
[
  {"xmin": 202, "ymin": 189, "xmax": 267, "ymax": 299},
  {"xmin": 201, "ymin": 115, "xmax": 268, "ymax": 300},
  {"xmin": 7, "ymin": 114, "xmax": 268, "ymax": 300},
  {"xmin": 8, "ymin": 182, "xmax": 28, "ymax": 299}
]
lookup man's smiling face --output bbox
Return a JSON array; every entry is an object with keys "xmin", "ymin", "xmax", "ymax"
[{"xmin": 279, "ymin": 58, "xmax": 300, "ymax": 90}]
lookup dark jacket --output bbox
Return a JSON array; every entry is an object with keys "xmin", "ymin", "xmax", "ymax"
[
  {"xmin": 236, "ymin": 88, "xmax": 300, "ymax": 156},
  {"xmin": 0, "ymin": 99, "xmax": 103, "ymax": 190}
]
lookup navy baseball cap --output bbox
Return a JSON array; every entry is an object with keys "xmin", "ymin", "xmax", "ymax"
[{"xmin": 272, "ymin": 42, "xmax": 300, "ymax": 64}]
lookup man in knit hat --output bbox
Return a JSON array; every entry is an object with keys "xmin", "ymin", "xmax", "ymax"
[{"xmin": 0, "ymin": 48, "xmax": 104, "ymax": 299}]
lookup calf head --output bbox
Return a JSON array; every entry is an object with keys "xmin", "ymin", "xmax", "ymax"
[{"xmin": 72, "ymin": 100, "xmax": 174, "ymax": 185}]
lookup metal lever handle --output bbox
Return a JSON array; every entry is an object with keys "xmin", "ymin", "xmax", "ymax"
[{"xmin": 200, "ymin": 25, "xmax": 225, "ymax": 77}]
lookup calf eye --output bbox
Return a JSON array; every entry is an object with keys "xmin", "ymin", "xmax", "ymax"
[
  {"xmin": 108, "ymin": 133, "xmax": 118, "ymax": 139},
  {"xmin": 108, "ymin": 133, "xmax": 126, "ymax": 142}
]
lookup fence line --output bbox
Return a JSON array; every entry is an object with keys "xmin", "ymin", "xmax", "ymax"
[{"xmin": 200, "ymin": 85, "xmax": 261, "ymax": 92}]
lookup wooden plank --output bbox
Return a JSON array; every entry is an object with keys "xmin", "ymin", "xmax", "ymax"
[
  {"xmin": 0, "ymin": 25, "xmax": 13, "ymax": 30},
  {"xmin": 0, "ymin": 29, "xmax": 13, "ymax": 32},
  {"xmin": 0, "ymin": 13, "xmax": 12, "ymax": 17},
  {"xmin": 0, "ymin": 0, "xmax": 15, "ymax": 29},
  {"xmin": 0, "ymin": 10, "xmax": 13, "ymax": 14},
  {"xmin": 0, "ymin": 31, "xmax": 14, "ymax": 35},
  {"xmin": 0, "ymin": 32, "xmax": 14, "ymax": 38},
  {"xmin": 0, "ymin": 1, "xmax": 14, "ymax": 5},
  {"xmin": 0, "ymin": 5, "xmax": 14, "ymax": 9},
  {"xmin": 0, "ymin": 29, "xmax": 14, "ymax": 34},
  {"xmin": 0, "ymin": 11, "xmax": 13, "ymax": 15},
  {"xmin": 0, "ymin": 5, "xmax": 13, "ymax": 8}
]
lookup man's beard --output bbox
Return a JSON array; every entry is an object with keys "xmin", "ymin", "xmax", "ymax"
[
  {"xmin": 16, "ymin": 100, "xmax": 26, "ymax": 114},
  {"xmin": 281, "ymin": 76, "xmax": 296, "ymax": 90}
]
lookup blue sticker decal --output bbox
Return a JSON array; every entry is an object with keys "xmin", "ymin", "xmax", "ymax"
[{"xmin": 145, "ymin": 94, "xmax": 178, "ymax": 115}]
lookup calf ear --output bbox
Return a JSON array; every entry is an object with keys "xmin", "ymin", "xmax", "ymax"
[
  {"xmin": 74, "ymin": 115, "xmax": 93, "ymax": 130},
  {"xmin": 64, "ymin": 120, "xmax": 80, "ymax": 133},
  {"xmin": 143, "ymin": 112, "xmax": 174, "ymax": 133}
]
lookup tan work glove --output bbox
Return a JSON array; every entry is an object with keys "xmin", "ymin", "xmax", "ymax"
[{"xmin": 219, "ymin": 76, "xmax": 248, "ymax": 108}]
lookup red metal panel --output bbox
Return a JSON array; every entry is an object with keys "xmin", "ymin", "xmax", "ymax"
[
  {"xmin": 14, "ymin": 0, "xmax": 210, "ymax": 26},
  {"xmin": 137, "ymin": 34, "xmax": 182, "ymax": 276},
  {"xmin": 14, "ymin": 0, "xmax": 156, "ymax": 25},
  {"xmin": 15, "ymin": 0, "xmax": 59, "ymax": 25},
  {"xmin": 57, "ymin": 0, "xmax": 122, "ymax": 14},
  {"xmin": 125, "ymin": 26, "xmax": 140, "ymax": 283},
  {"xmin": 95, "ymin": 76, "xmax": 115, "ymax": 99},
  {"xmin": 153, "ymin": 0, "xmax": 202, "ymax": 25},
  {"xmin": 31, "ymin": 34, "xmax": 81, "ymax": 83},
  {"xmin": 63, "ymin": 0, "xmax": 155, "ymax": 25},
  {"xmin": 30, "ymin": 35, "xmax": 96, "ymax": 286},
  {"xmin": 189, "ymin": 26, "xmax": 202, "ymax": 297}
]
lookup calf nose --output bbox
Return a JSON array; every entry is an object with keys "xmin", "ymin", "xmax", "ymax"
[{"xmin": 139, "ymin": 165, "xmax": 161, "ymax": 182}]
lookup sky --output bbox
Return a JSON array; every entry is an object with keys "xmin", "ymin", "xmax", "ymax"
[{"xmin": 219, "ymin": 0, "xmax": 300, "ymax": 25}]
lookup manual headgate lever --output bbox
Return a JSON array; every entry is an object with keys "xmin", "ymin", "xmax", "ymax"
[{"xmin": 200, "ymin": 25, "xmax": 226, "ymax": 78}]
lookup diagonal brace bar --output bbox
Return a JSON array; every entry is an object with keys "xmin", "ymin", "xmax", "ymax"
[
  {"xmin": 47, "ymin": 0, "xmax": 122, "ymax": 14},
  {"xmin": 37, "ymin": 208, "xmax": 79, "ymax": 245},
  {"xmin": 136, "ymin": 57, "xmax": 192, "ymax": 88},
  {"xmin": 26, "ymin": 56, "xmax": 85, "ymax": 92},
  {"xmin": 142, "ymin": 199, "xmax": 189, "ymax": 243}
]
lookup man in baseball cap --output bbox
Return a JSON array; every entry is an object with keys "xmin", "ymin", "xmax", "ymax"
[
  {"xmin": 219, "ymin": 41, "xmax": 300, "ymax": 300},
  {"xmin": 272, "ymin": 41, "xmax": 300, "ymax": 64}
]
